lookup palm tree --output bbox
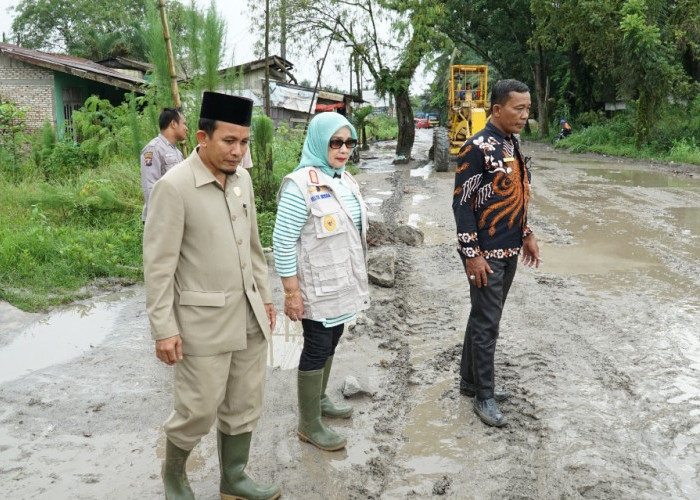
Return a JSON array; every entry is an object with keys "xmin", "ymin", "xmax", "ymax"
[{"xmin": 350, "ymin": 105, "xmax": 375, "ymax": 151}]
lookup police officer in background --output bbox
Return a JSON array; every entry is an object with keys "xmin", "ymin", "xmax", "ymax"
[{"xmin": 140, "ymin": 108, "xmax": 188, "ymax": 222}]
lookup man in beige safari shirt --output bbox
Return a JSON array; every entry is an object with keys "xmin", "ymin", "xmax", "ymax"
[{"xmin": 143, "ymin": 92, "xmax": 280, "ymax": 500}]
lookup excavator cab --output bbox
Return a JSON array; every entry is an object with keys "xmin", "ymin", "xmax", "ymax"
[{"xmin": 433, "ymin": 65, "xmax": 489, "ymax": 171}]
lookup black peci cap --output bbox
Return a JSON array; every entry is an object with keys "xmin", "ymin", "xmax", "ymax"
[{"xmin": 200, "ymin": 91, "xmax": 253, "ymax": 126}]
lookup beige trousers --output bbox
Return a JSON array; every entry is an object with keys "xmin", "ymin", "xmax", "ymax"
[{"xmin": 164, "ymin": 301, "xmax": 268, "ymax": 450}]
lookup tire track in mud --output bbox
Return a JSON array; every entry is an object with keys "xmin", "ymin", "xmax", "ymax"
[
  {"xmin": 405, "ymin": 239, "xmax": 550, "ymax": 498},
  {"xmin": 490, "ymin": 270, "xmax": 694, "ymax": 499},
  {"xmin": 362, "ymin": 158, "xmax": 696, "ymax": 498},
  {"xmin": 345, "ymin": 170, "xmax": 418, "ymax": 499},
  {"xmin": 347, "ymin": 168, "xmax": 480, "ymax": 498},
  {"xmin": 326, "ymin": 146, "xmax": 699, "ymax": 498}
]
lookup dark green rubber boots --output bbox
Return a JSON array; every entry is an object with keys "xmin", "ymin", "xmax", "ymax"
[
  {"xmin": 218, "ymin": 431, "xmax": 281, "ymax": 500},
  {"xmin": 162, "ymin": 439, "xmax": 195, "ymax": 500},
  {"xmin": 297, "ymin": 368, "xmax": 347, "ymax": 451},
  {"xmin": 320, "ymin": 356, "xmax": 353, "ymax": 418}
]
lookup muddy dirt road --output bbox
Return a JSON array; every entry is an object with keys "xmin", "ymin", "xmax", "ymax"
[{"xmin": 1, "ymin": 129, "xmax": 699, "ymax": 499}]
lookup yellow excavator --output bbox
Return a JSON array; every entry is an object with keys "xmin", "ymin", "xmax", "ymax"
[{"xmin": 433, "ymin": 65, "xmax": 490, "ymax": 172}]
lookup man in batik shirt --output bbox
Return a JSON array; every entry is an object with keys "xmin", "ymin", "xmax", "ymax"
[{"xmin": 453, "ymin": 79, "xmax": 540, "ymax": 427}]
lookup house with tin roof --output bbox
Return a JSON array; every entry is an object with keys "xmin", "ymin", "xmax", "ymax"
[
  {"xmin": 218, "ymin": 56, "xmax": 364, "ymax": 128},
  {"xmin": 0, "ymin": 42, "xmax": 147, "ymax": 136}
]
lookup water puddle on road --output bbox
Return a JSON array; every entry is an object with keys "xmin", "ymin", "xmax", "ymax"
[
  {"xmin": 410, "ymin": 162, "xmax": 433, "ymax": 180},
  {"xmin": 666, "ymin": 207, "xmax": 700, "ymax": 238},
  {"xmin": 534, "ymin": 193, "xmax": 662, "ymax": 276},
  {"xmin": 0, "ymin": 293, "xmax": 131, "ymax": 384},
  {"xmin": 358, "ymin": 157, "xmax": 396, "ymax": 174},
  {"xmin": 381, "ymin": 377, "xmax": 491, "ymax": 496},
  {"xmin": 583, "ymin": 168, "xmax": 700, "ymax": 188},
  {"xmin": 555, "ymin": 158, "xmax": 612, "ymax": 165},
  {"xmin": 537, "ymin": 235, "xmax": 661, "ymax": 276},
  {"xmin": 536, "ymin": 167, "xmax": 700, "ymax": 277}
]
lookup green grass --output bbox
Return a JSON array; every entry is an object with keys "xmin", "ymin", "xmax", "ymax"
[
  {"xmin": 0, "ymin": 161, "xmax": 144, "ymax": 311},
  {"xmin": 667, "ymin": 137, "xmax": 700, "ymax": 164},
  {"xmin": 554, "ymin": 125, "xmax": 700, "ymax": 165},
  {"xmin": 0, "ymin": 114, "xmax": 392, "ymax": 311},
  {"xmin": 0, "ymin": 126, "xmax": 307, "ymax": 311},
  {"xmin": 370, "ymin": 114, "xmax": 399, "ymax": 141},
  {"xmin": 546, "ymin": 104, "xmax": 700, "ymax": 167}
]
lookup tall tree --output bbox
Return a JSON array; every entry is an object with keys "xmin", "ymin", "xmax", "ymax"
[
  {"xmin": 249, "ymin": 0, "xmax": 446, "ymax": 158},
  {"xmin": 619, "ymin": 0, "xmax": 684, "ymax": 146},
  {"xmin": 440, "ymin": 0, "xmax": 560, "ymax": 137},
  {"xmin": 531, "ymin": 0, "xmax": 625, "ymax": 114},
  {"xmin": 11, "ymin": 0, "xmax": 148, "ymax": 58},
  {"xmin": 139, "ymin": 0, "xmax": 230, "ymax": 151},
  {"xmin": 533, "ymin": 0, "xmax": 694, "ymax": 146},
  {"xmin": 669, "ymin": 0, "xmax": 700, "ymax": 82}
]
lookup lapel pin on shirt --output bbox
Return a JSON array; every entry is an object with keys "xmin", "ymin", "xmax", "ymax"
[{"xmin": 233, "ymin": 186, "xmax": 242, "ymax": 197}]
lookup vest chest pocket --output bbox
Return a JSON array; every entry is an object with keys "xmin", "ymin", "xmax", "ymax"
[
  {"xmin": 310, "ymin": 208, "xmax": 348, "ymax": 239},
  {"xmin": 309, "ymin": 251, "xmax": 352, "ymax": 296}
]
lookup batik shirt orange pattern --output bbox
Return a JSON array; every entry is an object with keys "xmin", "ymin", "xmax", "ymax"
[{"xmin": 452, "ymin": 121, "xmax": 532, "ymax": 260}]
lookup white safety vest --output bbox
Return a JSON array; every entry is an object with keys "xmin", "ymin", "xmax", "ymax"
[{"xmin": 279, "ymin": 167, "xmax": 370, "ymax": 319}]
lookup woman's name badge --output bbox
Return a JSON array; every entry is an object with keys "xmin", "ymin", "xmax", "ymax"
[
  {"xmin": 233, "ymin": 186, "xmax": 242, "ymax": 197},
  {"xmin": 504, "ymin": 157, "xmax": 515, "ymax": 162}
]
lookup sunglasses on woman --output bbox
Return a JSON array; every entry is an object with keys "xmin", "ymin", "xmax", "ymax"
[{"xmin": 328, "ymin": 138, "xmax": 358, "ymax": 149}]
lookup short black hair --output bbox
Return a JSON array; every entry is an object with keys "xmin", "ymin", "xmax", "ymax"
[
  {"xmin": 159, "ymin": 107, "xmax": 183, "ymax": 130},
  {"xmin": 198, "ymin": 118, "xmax": 217, "ymax": 137},
  {"xmin": 490, "ymin": 79, "xmax": 530, "ymax": 112}
]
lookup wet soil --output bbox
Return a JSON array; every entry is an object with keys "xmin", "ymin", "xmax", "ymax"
[{"xmin": 1, "ymin": 130, "xmax": 699, "ymax": 499}]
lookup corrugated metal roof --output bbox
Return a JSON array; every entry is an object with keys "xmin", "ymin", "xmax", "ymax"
[
  {"xmin": 318, "ymin": 90, "xmax": 344, "ymax": 102},
  {"xmin": 0, "ymin": 42, "xmax": 147, "ymax": 93},
  {"xmin": 96, "ymin": 56, "xmax": 153, "ymax": 73}
]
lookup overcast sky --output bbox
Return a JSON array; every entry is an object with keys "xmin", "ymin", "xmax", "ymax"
[{"xmin": 0, "ymin": 0, "xmax": 430, "ymax": 95}]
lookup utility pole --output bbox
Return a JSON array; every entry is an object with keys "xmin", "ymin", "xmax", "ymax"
[
  {"xmin": 280, "ymin": 0, "xmax": 287, "ymax": 60},
  {"xmin": 158, "ymin": 0, "xmax": 186, "ymax": 156},
  {"xmin": 264, "ymin": 0, "xmax": 271, "ymax": 117},
  {"xmin": 304, "ymin": 19, "xmax": 339, "ymax": 132}
]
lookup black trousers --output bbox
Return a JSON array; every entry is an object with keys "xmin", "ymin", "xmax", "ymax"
[
  {"xmin": 460, "ymin": 256, "xmax": 518, "ymax": 400},
  {"xmin": 298, "ymin": 319, "xmax": 344, "ymax": 371}
]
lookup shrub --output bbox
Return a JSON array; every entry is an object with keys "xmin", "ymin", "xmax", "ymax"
[
  {"xmin": 250, "ymin": 113, "xmax": 277, "ymax": 212},
  {"xmin": 31, "ymin": 120, "xmax": 57, "ymax": 167},
  {"xmin": 0, "ymin": 101, "xmax": 31, "ymax": 178},
  {"xmin": 369, "ymin": 114, "xmax": 398, "ymax": 141},
  {"xmin": 255, "ymin": 209, "xmax": 276, "ymax": 248},
  {"xmin": 271, "ymin": 123, "xmax": 304, "ymax": 180},
  {"xmin": 42, "ymin": 140, "xmax": 99, "ymax": 181},
  {"xmin": 668, "ymin": 137, "xmax": 700, "ymax": 164},
  {"xmin": 71, "ymin": 94, "xmax": 148, "ymax": 163}
]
